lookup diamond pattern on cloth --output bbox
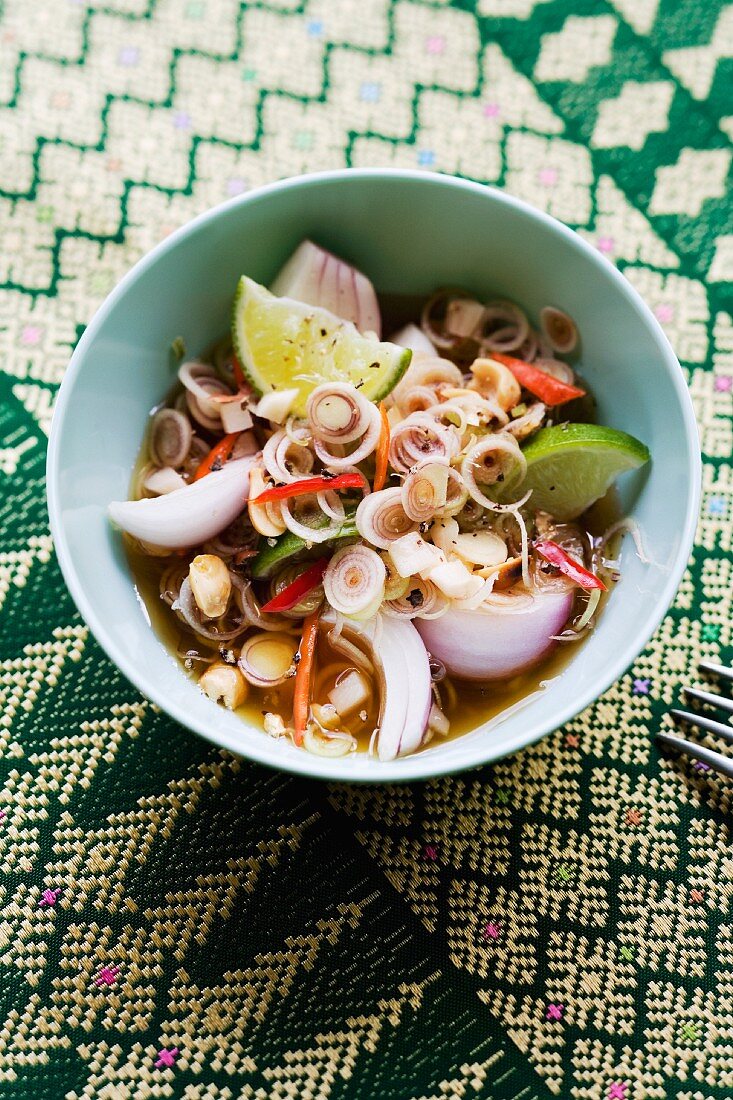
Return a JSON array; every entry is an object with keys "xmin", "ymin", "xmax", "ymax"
[{"xmin": 0, "ymin": 1, "xmax": 732, "ymax": 1097}]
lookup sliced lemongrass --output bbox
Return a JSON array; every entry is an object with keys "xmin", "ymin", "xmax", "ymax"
[
  {"xmin": 388, "ymin": 412, "xmax": 460, "ymax": 474},
  {"xmin": 323, "ymin": 544, "xmax": 386, "ymax": 620},
  {"xmin": 280, "ymin": 494, "xmax": 345, "ymax": 543},
  {"xmin": 540, "ymin": 306, "xmax": 578, "ymax": 354},
  {"xmin": 355, "ymin": 487, "xmax": 417, "ymax": 550},
  {"xmin": 401, "ymin": 460, "xmax": 450, "ymax": 523},
  {"xmin": 460, "ymin": 434, "xmax": 527, "ymax": 508},
  {"xmin": 150, "ymin": 408, "xmax": 192, "ymax": 468},
  {"xmin": 263, "ymin": 426, "xmax": 315, "ymax": 484}
]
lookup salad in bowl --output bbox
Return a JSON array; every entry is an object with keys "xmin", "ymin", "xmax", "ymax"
[{"xmin": 108, "ymin": 240, "xmax": 650, "ymax": 763}]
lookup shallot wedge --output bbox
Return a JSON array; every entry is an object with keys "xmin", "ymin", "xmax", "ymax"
[
  {"xmin": 416, "ymin": 588, "xmax": 574, "ymax": 681},
  {"xmin": 335, "ymin": 614, "xmax": 431, "ymax": 761},
  {"xmin": 109, "ymin": 457, "xmax": 256, "ymax": 549},
  {"xmin": 271, "ymin": 240, "xmax": 381, "ymax": 336}
]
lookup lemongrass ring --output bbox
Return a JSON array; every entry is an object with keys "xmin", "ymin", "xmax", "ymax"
[
  {"xmin": 540, "ymin": 306, "xmax": 578, "ymax": 354},
  {"xmin": 401, "ymin": 461, "xmax": 450, "ymax": 523},
  {"xmin": 238, "ymin": 632, "xmax": 298, "ymax": 688},
  {"xmin": 149, "ymin": 408, "xmax": 192, "ymax": 468},
  {"xmin": 385, "ymin": 577, "xmax": 449, "ymax": 621},
  {"xmin": 280, "ymin": 494, "xmax": 345, "ymax": 543},
  {"xmin": 313, "ymin": 400, "xmax": 381, "ymax": 469},
  {"xmin": 420, "ymin": 287, "xmax": 474, "ymax": 350},
  {"xmin": 388, "ymin": 413, "xmax": 460, "ymax": 474},
  {"xmin": 323, "ymin": 544, "xmax": 386, "ymax": 619},
  {"xmin": 505, "ymin": 402, "xmax": 546, "ymax": 442},
  {"xmin": 478, "ymin": 301, "xmax": 530, "ymax": 353},
  {"xmin": 355, "ymin": 488, "xmax": 418, "ymax": 550},
  {"xmin": 461, "ymin": 435, "xmax": 527, "ymax": 508},
  {"xmin": 394, "ymin": 384, "xmax": 440, "ymax": 416},
  {"xmin": 231, "ymin": 575, "xmax": 295, "ymax": 632},
  {"xmin": 392, "ymin": 353, "xmax": 464, "ymax": 407},
  {"xmin": 263, "ymin": 428, "xmax": 315, "ymax": 484},
  {"xmin": 307, "ymin": 382, "xmax": 373, "ymax": 445}
]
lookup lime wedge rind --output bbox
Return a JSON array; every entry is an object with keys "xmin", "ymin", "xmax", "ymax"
[{"xmin": 503, "ymin": 423, "xmax": 650, "ymax": 520}]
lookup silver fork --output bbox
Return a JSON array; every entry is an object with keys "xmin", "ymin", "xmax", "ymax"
[{"xmin": 657, "ymin": 660, "xmax": 733, "ymax": 779}]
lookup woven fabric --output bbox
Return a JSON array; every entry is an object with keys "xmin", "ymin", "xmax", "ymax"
[{"xmin": 0, "ymin": 1, "xmax": 732, "ymax": 1097}]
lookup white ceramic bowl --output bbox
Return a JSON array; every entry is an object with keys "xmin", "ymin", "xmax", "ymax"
[{"xmin": 47, "ymin": 170, "xmax": 701, "ymax": 782}]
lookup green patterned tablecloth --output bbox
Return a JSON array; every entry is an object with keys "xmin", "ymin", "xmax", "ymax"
[{"xmin": 1, "ymin": 1, "xmax": 732, "ymax": 1097}]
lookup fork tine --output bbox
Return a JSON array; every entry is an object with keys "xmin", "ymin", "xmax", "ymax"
[
  {"xmin": 670, "ymin": 707, "xmax": 733, "ymax": 747},
  {"xmin": 657, "ymin": 731, "xmax": 733, "ymax": 779},
  {"xmin": 683, "ymin": 685, "xmax": 733, "ymax": 716},
  {"xmin": 698, "ymin": 659, "xmax": 733, "ymax": 682}
]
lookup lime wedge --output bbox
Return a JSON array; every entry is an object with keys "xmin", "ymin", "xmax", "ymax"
[
  {"xmin": 504, "ymin": 423, "xmax": 650, "ymax": 520},
  {"xmin": 232, "ymin": 276, "xmax": 411, "ymax": 416}
]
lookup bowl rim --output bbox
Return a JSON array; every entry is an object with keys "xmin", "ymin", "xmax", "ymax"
[{"xmin": 47, "ymin": 167, "xmax": 702, "ymax": 783}]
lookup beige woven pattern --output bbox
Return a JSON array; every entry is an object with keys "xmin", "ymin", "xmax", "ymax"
[{"xmin": 0, "ymin": 1, "xmax": 731, "ymax": 1097}]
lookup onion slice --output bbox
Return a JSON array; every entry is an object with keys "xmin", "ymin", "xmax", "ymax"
[
  {"xmin": 416, "ymin": 587, "xmax": 574, "ymax": 681},
  {"xmin": 109, "ymin": 457, "xmax": 254, "ymax": 548}
]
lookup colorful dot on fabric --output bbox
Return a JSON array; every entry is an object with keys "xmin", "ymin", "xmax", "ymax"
[
  {"xmin": 625, "ymin": 809, "xmax": 642, "ymax": 826},
  {"xmin": 227, "ymin": 178, "xmax": 247, "ymax": 196},
  {"xmin": 50, "ymin": 91, "xmax": 71, "ymax": 110},
  {"xmin": 632, "ymin": 678, "xmax": 650, "ymax": 694},
  {"xmin": 417, "ymin": 149, "xmax": 436, "ymax": 167},
  {"xmin": 655, "ymin": 304, "xmax": 674, "ymax": 323},
  {"xmin": 546, "ymin": 1003, "xmax": 564, "ymax": 1020},
  {"xmin": 242, "ymin": 67, "xmax": 257, "ymax": 82},
  {"xmin": 495, "ymin": 788, "xmax": 511, "ymax": 804},
  {"xmin": 701, "ymin": 622, "xmax": 720, "ymax": 641},
  {"xmin": 693, "ymin": 759, "xmax": 712, "ymax": 772},
  {"xmin": 185, "ymin": 0, "xmax": 205, "ymax": 17},
  {"xmin": 597, "ymin": 235, "xmax": 615, "ymax": 253},
  {"xmin": 565, "ymin": 733, "xmax": 580, "ymax": 748},
  {"xmin": 423, "ymin": 844, "xmax": 438, "ymax": 861},
  {"xmin": 293, "ymin": 130, "xmax": 314, "ymax": 151},
  {"xmin": 360, "ymin": 82, "xmax": 381, "ymax": 103},
  {"xmin": 608, "ymin": 1085, "xmax": 627, "ymax": 1100},
  {"xmin": 117, "ymin": 46, "xmax": 140, "ymax": 67},
  {"xmin": 21, "ymin": 326, "xmax": 42, "ymax": 346},
  {"xmin": 95, "ymin": 966, "xmax": 120, "ymax": 987},
  {"xmin": 714, "ymin": 375, "xmax": 732, "ymax": 392},
  {"xmin": 483, "ymin": 102, "xmax": 501, "ymax": 118},
  {"xmin": 307, "ymin": 20, "xmax": 324, "ymax": 37},
  {"xmin": 425, "ymin": 35, "xmax": 446, "ymax": 55},
  {"xmin": 483, "ymin": 922, "xmax": 501, "ymax": 940},
  {"xmin": 690, "ymin": 888, "xmax": 704, "ymax": 903},
  {"xmin": 554, "ymin": 863, "xmax": 574, "ymax": 883},
  {"xmin": 619, "ymin": 946, "xmax": 634, "ymax": 961},
  {"xmin": 154, "ymin": 1048, "xmax": 179, "ymax": 1069},
  {"xmin": 680, "ymin": 1023, "xmax": 698, "ymax": 1043},
  {"xmin": 707, "ymin": 496, "xmax": 726, "ymax": 515},
  {"xmin": 0, "ymin": 811, "xmax": 5, "ymax": 821},
  {"xmin": 39, "ymin": 888, "xmax": 61, "ymax": 908},
  {"xmin": 36, "ymin": 205, "xmax": 54, "ymax": 223},
  {"xmin": 173, "ymin": 111, "xmax": 191, "ymax": 130},
  {"xmin": 538, "ymin": 167, "xmax": 558, "ymax": 186}
]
